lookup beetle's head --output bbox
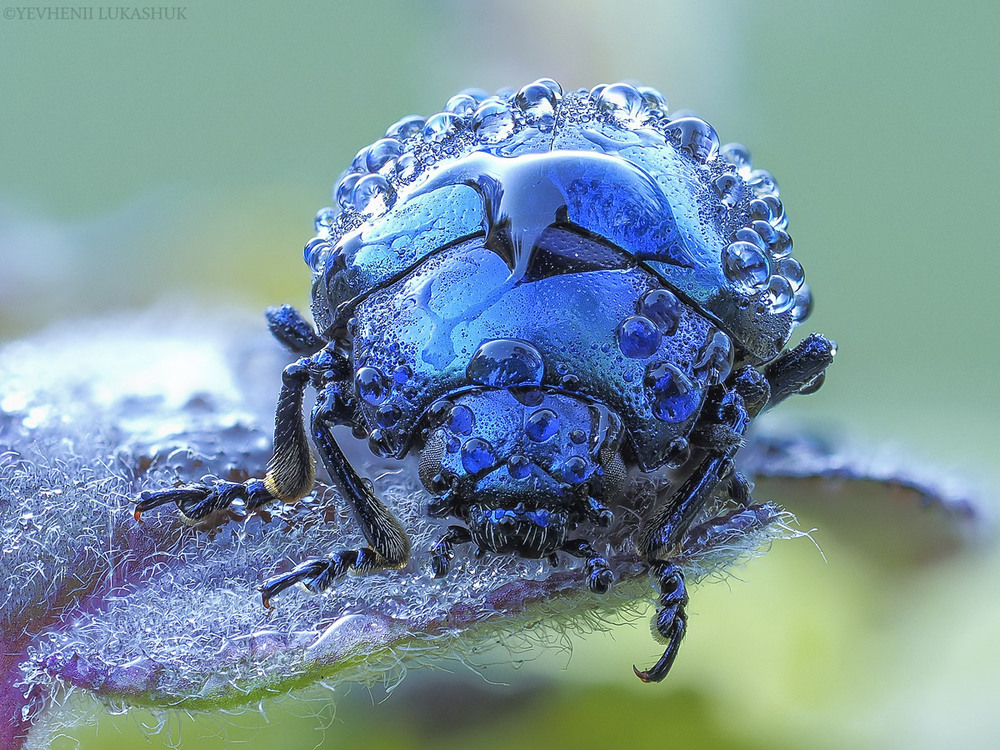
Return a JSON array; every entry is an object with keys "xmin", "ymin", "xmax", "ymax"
[{"xmin": 418, "ymin": 388, "xmax": 626, "ymax": 557}]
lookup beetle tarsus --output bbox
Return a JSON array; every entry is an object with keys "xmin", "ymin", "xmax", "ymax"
[{"xmin": 634, "ymin": 562, "xmax": 688, "ymax": 683}]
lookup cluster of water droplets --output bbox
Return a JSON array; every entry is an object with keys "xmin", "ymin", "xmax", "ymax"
[
  {"xmin": 303, "ymin": 77, "xmax": 812, "ymax": 329},
  {"xmin": 716, "ymin": 143, "xmax": 810, "ymax": 321}
]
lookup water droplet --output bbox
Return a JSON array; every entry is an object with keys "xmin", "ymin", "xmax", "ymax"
[
  {"xmin": 314, "ymin": 207, "xmax": 338, "ymax": 233},
  {"xmin": 532, "ymin": 77, "xmax": 563, "ymax": 97},
  {"xmin": 639, "ymin": 288, "xmax": 683, "ymax": 334},
  {"xmin": 467, "ymin": 339, "xmax": 545, "ymax": 388},
  {"xmin": 445, "ymin": 93, "xmax": 478, "ymax": 118},
  {"xmin": 507, "ymin": 454, "xmax": 532, "ymax": 480},
  {"xmin": 734, "ymin": 227, "xmax": 767, "ymax": 252},
  {"xmin": 446, "ymin": 435, "xmax": 461, "ymax": 453},
  {"xmin": 385, "ymin": 115, "xmax": 424, "ymax": 140},
  {"xmin": 303, "ymin": 237, "xmax": 333, "ymax": 270},
  {"xmin": 763, "ymin": 195, "xmax": 787, "ymax": 229},
  {"xmin": 747, "ymin": 169, "xmax": 779, "ymax": 197},
  {"xmin": 646, "ymin": 363, "xmax": 702, "ymax": 423},
  {"xmin": 369, "ymin": 429, "xmax": 394, "ymax": 457},
  {"xmin": 562, "ymin": 456, "xmax": 588, "ymax": 483},
  {"xmin": 664, "ymin": 117, "xmax": 720, "ymax": 162},
  {"xmin": 514, "ymin": 81, "xmax": 559, "ymax": 128},
  {"xmin": 771, "ymin": 230, "xmax": 793, "ymax": 259},
  {"xmin": 427, "ymin": 399, "xmax": 451, "ymax": 427},
  {"xmin": 637, "ymin": 86, "xmax": 668, "ymax": 115},
  {"xmin": 376, "ymin": 403, "xmax": 401, "ymax": 428},
  {"xmin": 693, "ymin": 330, "xmax": 734, "ymax": 385},
  {"xmin": 714, "ymin": 173, "xmax": 744, "ymax": 207},
  {"xmin": 792, "ymin": 285, "xmax": 813, "ymax": 322},
  {"xmin": 472, "ymin": 100, "xmax": 516, "ymax": 144},
  {"xmin": 392, "ymin": 365, "xmax": 412, "ymax": 385},
  {"xmin": 335, "ymin": 173, "xmax": 360, "ymax": 210},
  {"xmin": 396, "ymin": 152, "xmax": 418, "ymax": 181},
  {"xmin": 351, "ymin": 146, "xmax": 370, "ymax": 173},
  {"xmin": 355, "ymin": 367, "xmax": 388, "ymax": 405},
  {"xmin": 751, "ymin": 219, "xmax": 779, "ymax": 247},
  {"xmin": 777, "ymin": 257, "xmax": 804, "ymax": 289},
  {"xmin": 588, "ymin": 83, "xmax": 607, "ymax": 100},
  {"xmin": 765, "ymin": 274, "xmax": 795, "ymax": 313},
  {"xmin": 448, "ymin": 404, "xmax": 474, "ymax": 435},
  {"xmin": 618, "ymin": 315, "xmax": 661, "ymax": 358},
  {"xmin": 366, "ymin": 138, "xmax": 402, "ymax": 174},
  {"xmin": 720, "ymin": 142, "xmax": 752, "ymax": 174},
  {"xmin": 664, "ymin": 437, "xmax": 691, "ymax": 469},
  {"xmin": 748, "ymin": 198, "xmax": 772, "ymax": 222},
  {"xmin": 351, "ymin": 174, "xmax": 391, "ymax": 214},
  {"xmin": 723, "ymin": 241, "xmax": 770, "ymax": 291},
  {"xmin": 526, "ymin": 408, "xmax": 560, "ymax": 442},
  {"xmin": 422, "ymin": 112, "xmax": 461, "ymax": 142},
  {"xmin": 569, "ymin": 429, "xmax": 586, "ymax": 444},
  {"xmin": 597, "ymin": 83, "xmax": 648, "ymax": 127},
  {"xmin": 462, "ymin": 438, "xmax": 496, "ymax": 474}
]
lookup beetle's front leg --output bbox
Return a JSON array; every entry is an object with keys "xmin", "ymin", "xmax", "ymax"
[
  {"xmin": 260, "ymin": 384, "xmax": 412, "ymax": 606},
  {"xmin": 135, "ymin": 357, "xmax": 316, "ymax": 523}
]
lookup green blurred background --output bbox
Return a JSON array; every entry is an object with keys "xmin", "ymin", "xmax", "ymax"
[{"xmin": 2, "ymin": 1, "xmax": 998, "ymax": 747}]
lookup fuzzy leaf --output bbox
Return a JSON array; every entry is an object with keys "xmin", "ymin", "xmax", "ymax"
[{"xmin": 0, "ymin": 309, "xmax": 985, "ymax": 748}]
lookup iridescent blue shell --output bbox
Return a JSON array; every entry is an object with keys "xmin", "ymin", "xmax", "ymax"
[{"xmin": 304, "ymin": 80, "xmax": 811, "ymax": 470}]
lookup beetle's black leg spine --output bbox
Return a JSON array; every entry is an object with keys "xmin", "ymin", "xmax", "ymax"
[
  {"xmin": 430, "ymin": 525, "xmax": 473, "ymax": 578},
  {"xmin": 266, "ymin": 304, "xmax": 327, "ymax": 355},
  {"xmin": 633, "ymin": 562, "xmax": 688, "ymax": 683},
  {"xmin": 561, "ymin": 538, "xmax": 615, "ymax": 593}
]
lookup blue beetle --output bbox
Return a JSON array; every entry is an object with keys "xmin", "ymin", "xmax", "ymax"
[{"xmin": 137, "ymin": 79, "xmax": 835, "ymax": 682}]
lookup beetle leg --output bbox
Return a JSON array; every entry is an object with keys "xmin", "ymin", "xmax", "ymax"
[
  {"xmin": 561, "ymin": 538, "xmax": 615, "ymax": 593},
  {"xmin": 633, "ymin": 371, "xmax": 762, "ymax": 682},
  {"xmin": 763, "ymin": 333, "xmax": 836, "ymax": 410},
  {"xmin": 260, "ymin": 386, "xmax": 413, "ymax": 606},
  {"xmin": 430, "ymin": 525, "xmax": 473, "ymax": 577},
  {"xmin": 135, "ymin": 358, "xmax": 316, "ymax": 523},
  {"xmin": 265, "ymin": 304, "xmax": 327, "ymax": 355},
  {"xmin": 633, "ymin": 562, "xmax": 688, "ymax": 683}
]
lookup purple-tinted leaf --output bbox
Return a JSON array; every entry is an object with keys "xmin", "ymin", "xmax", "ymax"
[{"xmin": 0, "ymin": 309, "xmax": 987, "ymax": 748}]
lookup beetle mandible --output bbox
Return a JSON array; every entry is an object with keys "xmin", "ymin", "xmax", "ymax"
[{"xmin": 136, "ymin": 79, "xmax": 835, "ymax": 682}]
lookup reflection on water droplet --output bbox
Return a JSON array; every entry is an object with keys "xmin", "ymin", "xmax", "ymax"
[
  {"xmin": 448, "ymin": 404, "xmax": 474, "ymax": 435},
  {"xmin": 526, "ymin": 408, "xmax": 559, "ymax": 442},
  {"xmin": 514, "ymin": 81, "xmax": 559, "ymax": 129},
  {"xmin": 445, "ymin": 93, "xmax": 478, "ymax": 118},
  {"xmin": 303, "ymin": 237, "xmax": 332, "ymax": 270},
  {"xmin": 366, "ymin": 138, "xmax": 402, "ymax": 174},
  {"xmin": 385, "ymin": 115, "xmax": 424, "ymax": 140},
  {"xmin": 720, "ymin": 142, "xmax": 752, "ymax": 174},
  {"xmin": 777, "ymin": 257, "xmax": 804, "ymax": 289},
  {"xmin": 637, "ymin": 86, "xmax": 668, "ymax": 115},
  {"xmin": 355, "ymin": 367, "xmax": 388, "ymax": 405},
  {"xmin": 314, "ymin": 207, "xmax": 338, "ymax": 233},
  {"xmin": 351, "ymin": 174, "xmax": 391, "ymax": 214},
  {"xmin": 618, "ymin": 315, "xmax": 661, "ymax": 358},
  {"xmin": 694, "ymin": 330, "xmax": 733, "ymax": 385},
  {"xmin": 748, "ymin": 169, "xmax": 779, "ymax": 197},
  {"xmin": 396, "ymin": 153, "xmax": 418, "ymax": 181},
  {"xmin": 664, "ymin": 117, "xmax": 720, "ymax": 163},
  {"xmin": 766, "ymin": 275, "xmax": 795, "ymax": 313},
  {"xmin": 462, "ymin": 437, "xmax": 496, "ymax": 474},
  {"xmin": 792, "ymin": 285, "xmax": 812, "ymax": 322},
  {"xmin": 639, "ymin": 288, "xmax": 683, "ymax": 334},
  {"xmin": 646, "ymin": 363, "xmax": 701, "ymax": 423},
  {"xmin": 335, "ymin": 173, "xmax": 360, "ymax": 210},
  {"xmin": 423, "ymin": 112, "xmax": 461, "ymax": 142},
  {"xmin": 597, "ymin": 82, "xmax": 648, "ymax": 128},
  {"xmin": 467, "ymin": 339, "xmax": 545, "ymax": 388},
  {"xmin": 723, "ymin": 241, "xmax": 770, "ymax": 291},
  {"xmin": 472, "ymin": 100, "xmax": 516, "ymax": 144},
  {"xmin": 507, "ymin": 454, "xmax": 531, "ymax": 480},
  {"xmin": 561, "ymin": 456, "xmax": 588, "ymax": 483}
]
